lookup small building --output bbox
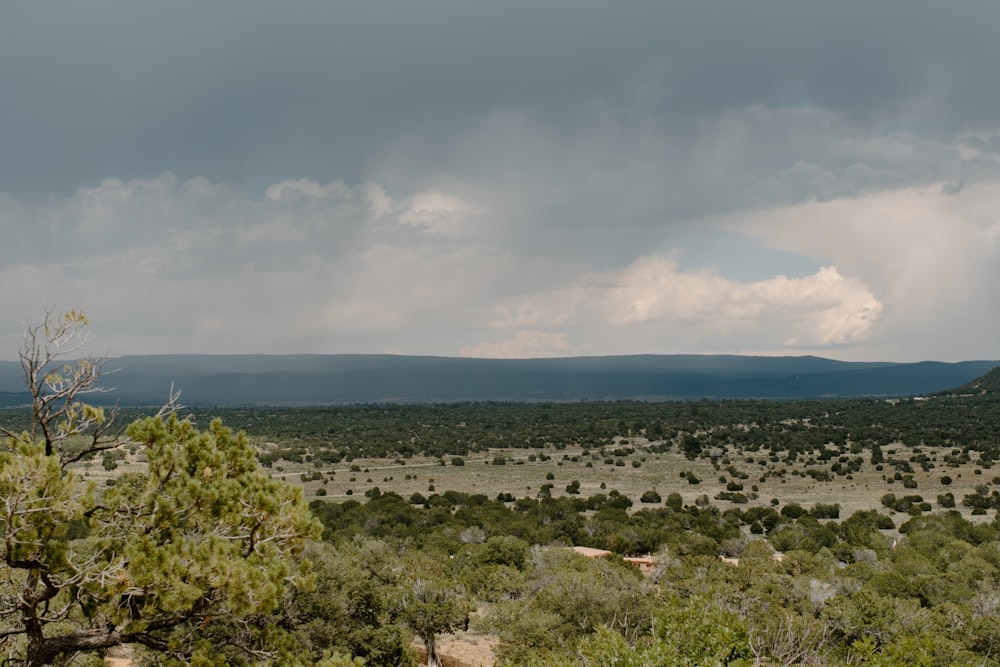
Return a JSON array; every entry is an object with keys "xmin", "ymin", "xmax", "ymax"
[
  {"xmin": 623, "ymin": 556, "xmax": 655, "ymax": 573},
  {"xmin": 569, "ymin": 547, "xmax": 656, "ymax": 574}
]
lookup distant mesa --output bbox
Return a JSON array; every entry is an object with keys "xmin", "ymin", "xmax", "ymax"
[
  {"xmin": 0, "ymin": 392, "xmax": 31, "ymax": 408},
  {"xmin": 0, "ymin": 354, "xmax": 996, "ymax": 406}
]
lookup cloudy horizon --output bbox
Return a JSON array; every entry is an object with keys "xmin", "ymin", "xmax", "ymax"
[{"xmin": 2, "ymin": 2, "xmax": 999, "ymax": 362}]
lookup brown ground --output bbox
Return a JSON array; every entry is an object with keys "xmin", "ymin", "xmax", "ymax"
[
  {"xmin": 103, "ymin": 635, "xmax": 497, "ymax": 666},
  {"xmin": 105, "ymin": 645, "xmax": 132, "ymax": 666},
  {"xmin": 413, "ymin": 632, "xmax": 497, "ymax": 667}
]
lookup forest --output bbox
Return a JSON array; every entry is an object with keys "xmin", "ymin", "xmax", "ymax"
[{"xmin": 0, "ymin": 312, "xmax": 999, "ymax": 666}]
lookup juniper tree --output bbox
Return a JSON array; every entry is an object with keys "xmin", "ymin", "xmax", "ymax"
[{"xmin": 0, "ymin": 311, "xmax": 322, "ymax": 666}]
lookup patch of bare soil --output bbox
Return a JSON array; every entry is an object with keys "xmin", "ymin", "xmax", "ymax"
[
  {"xmin": 413, "ymin": 632, "xmax": 497, "ymax": 667},
  {"xmin": 102, "ymin": 634, "xmax": 495, "ymax": 667},
  {"xmin": 105, "ymin": 644, "xmax": 133, "ymax": 666}
]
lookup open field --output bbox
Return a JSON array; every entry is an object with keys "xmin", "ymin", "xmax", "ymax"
[
  {"xmin": 76, "ymin": 436, "xmax": 999, "ymax": 526},
  {"xmin": 63, "ymin": 388, "xmax": 1000, "ymax": 536},
  {"xmin": 283, "ymin": 444, "xmax": 997, "ymax": 522}
]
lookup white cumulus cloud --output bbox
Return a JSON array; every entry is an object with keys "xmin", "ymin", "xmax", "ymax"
[{"xmin": 470, "ymin": 256, "xmax": 883, "ymax": 357}]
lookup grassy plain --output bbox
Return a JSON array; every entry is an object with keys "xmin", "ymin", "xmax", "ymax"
[
  {"xmin": 256, "ymin": 440, "xmax": 996, "ymax": 524},
  {"xmin": 66, "ymin": 395, "xmax": 1000, "ymax": 527},
  {"xmin": 78, "ymin": 439, "xmax": 995, "ymax": 523}
]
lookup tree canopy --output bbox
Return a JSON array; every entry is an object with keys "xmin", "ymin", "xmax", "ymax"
[{"xmin": 0, "ymin": 311, "xmax": 322, "ymax": 666}]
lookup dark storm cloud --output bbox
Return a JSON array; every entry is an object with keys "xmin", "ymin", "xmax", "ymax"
[
  {"xmin": 3, "ymin": 1, "xmax": 999, "ymax": 200},
  {"xmin": 2, "ymin": 1, "xmax": 999, "ymax": 362}
]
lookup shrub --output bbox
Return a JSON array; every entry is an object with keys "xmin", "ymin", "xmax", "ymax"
[
  {"xmin": 937, "ymin": 493, "xmax": 955, "ymax": 508},
  {"xmin": 811, "ymin": 503, "xmax": 841, "ymax": 519},
  {"xmin": 781, "ymin": 503, "xmax": 806, "ymax": 519},
  {"xmin": 640, "ymin": 490, "xmax": 662, "ymax": 504}
]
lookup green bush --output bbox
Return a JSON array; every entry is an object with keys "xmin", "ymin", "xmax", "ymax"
[{"xmin": 639, "ymin": 490, "xmax": 662, "ymax": 504}]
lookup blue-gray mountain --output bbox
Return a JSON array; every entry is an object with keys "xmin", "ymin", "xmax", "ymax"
[{"xmin": 0, "ymin": 355, "xmax": 996, "ymax": 406}]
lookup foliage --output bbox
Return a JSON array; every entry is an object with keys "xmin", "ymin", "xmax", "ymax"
[
  {"xmin": 481, "ymin": 547, "xmax": 653, "ymax": 664},
  {"xmin": 8, "ymin": 313, "xmax": 1000, "ymax": 665},
  {"xmin": 281, "ymin": 540, "xmax": 415, "ymax": 666},
  {"xmin": 0, "ymin": 312, "xmax": 319, "ymax": 666},
  {"xmin": 396, "ymin": 551, "xmax": 473, "ymax": 667},
  {"xmin": 639, "ymin": 489, "xmax": 661, "ymax": 504}
]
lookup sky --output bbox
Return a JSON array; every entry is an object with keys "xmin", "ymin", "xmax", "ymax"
[{"xmin": 1, "ymin": 1, "xmax": 999, "ymax": 362}]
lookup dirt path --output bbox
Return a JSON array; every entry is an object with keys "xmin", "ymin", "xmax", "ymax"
[
  {"xmin": 105, "ymin": 644, "xmax": 134, "ymax": 666},
  {"xmin": 105, "ymin": 636, "xmax": 496, "ymax": 667},
  {"xmin": 413, "ymin": 632, "xmax": 497, "ymax": 667}
]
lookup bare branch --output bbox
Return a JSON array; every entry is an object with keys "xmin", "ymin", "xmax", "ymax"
[
  {"xmin": 17, "ymin": 310, "xmax": 117, "ymax": 458},
  {"xmin": 155, "ymin": 383, "xmax": 183, "ymax": 419}
]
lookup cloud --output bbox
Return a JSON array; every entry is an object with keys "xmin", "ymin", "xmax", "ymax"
[
  {"xmin": 6, "ymin": 2, "xmax": 1000, "ymax": 201},
  {"xmin": 4, "ymin": 2, "xmax": 1000, "ymax": 363},
  {"xmin": 2, "ymin": 168, "xmax": 998, "ymax": 362},
  {"xmin": 721, "ymin": 182, "xmax": 1000, "ymax": 360},
  {"xmin": 397, "ymin": 190, "xmax": 487, "ymax": 237},
  {"xmin": 370, "ymin": 103, "xmax": 1000, "ymax": 280},
  {"xmin": 2, "ymin": 172, "xmax": 604, "ymax": 359},
  {"xmin": 473, "ymin": 257, "xmax": 882, "ymax": 356},
  {"xmin": 615, "ymin": 261, "xmax": 882, "ymax": 346},
  {"xmin": 0, "ymin": 170, "xmax": 883, "ymax": 360},
  {"xmin": 461, "ymin": 331, "xmax": 571, "ymax": 359}
]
